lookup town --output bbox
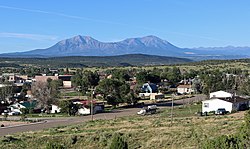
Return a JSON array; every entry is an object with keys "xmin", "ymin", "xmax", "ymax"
[
  {"xmin": 1, "ymin": 0, "xmax": 250, "ymax": 148},
  {"xmin": 0, "ymin": 62, "xmax": 250, "ymax": 148}
]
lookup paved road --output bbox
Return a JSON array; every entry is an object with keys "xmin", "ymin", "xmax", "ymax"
[{"xmin": 0, "ymin": 94, "xmax": 206, "ymax": 136}]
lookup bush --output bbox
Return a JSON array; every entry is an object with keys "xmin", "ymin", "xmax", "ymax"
[
  {"xmin": 202, "ymin": 110, "xmax": 250, "ymax": 148},
  {"xmin": 46, "ymin": 142, "xmax": 66, "ymax": 149},
  {"xmin": 109, "ymin": 133, "xmax": 128, "ymax": 149}
]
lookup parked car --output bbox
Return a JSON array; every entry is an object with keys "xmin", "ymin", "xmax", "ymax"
[
  {"xmin": 137, "ymin": 105, "xmax": 157, "ymax": 115},
  {"xmin": 215, "ymin": 108, "xmax": 227, "ymax": 115},
  {"xmin": 1, "ymin": 111, "xmax": 20, "ymax": 116}
]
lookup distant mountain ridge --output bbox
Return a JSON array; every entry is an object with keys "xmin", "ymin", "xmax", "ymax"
[
  {"xmin": 0, "ymin": 35, "xmax": 191, "ymax": 57},
  {"xmin": 1, "ymin": 35, "xmax": 250, "ymax": 60},
  {"xmin": 0, "ymin": 54, "xmax": 192, "ymax": 68}
]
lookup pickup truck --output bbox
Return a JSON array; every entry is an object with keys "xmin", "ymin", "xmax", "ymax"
[
  {"xmin": 215, "ymin": 108, "xmax": 228, "ymax": 115},
  {"xmin": 137, "ymin": 105, "xmax": 157, "ymax": 115}
]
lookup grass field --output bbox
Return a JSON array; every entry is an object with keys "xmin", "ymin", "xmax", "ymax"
[{"xmin": 0, "ymin": 104, "xmax": 245, "ymax": 149}]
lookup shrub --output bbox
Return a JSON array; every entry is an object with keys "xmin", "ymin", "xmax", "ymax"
[
  {"xmin": 202, "ymin": 110, "xmax": 250, "ymax": 148},
  {"xmin": 46, "ymin": 142, "xmax": 66, "ymax": 149},
  {"xmin": 109, "ymin": 133, "xmax": 128, "ymax": 149}
]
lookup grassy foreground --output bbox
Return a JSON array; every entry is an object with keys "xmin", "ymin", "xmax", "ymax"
[{"xmin": 0, "ymin": 104, "xmax": 245, "ymax": 149}]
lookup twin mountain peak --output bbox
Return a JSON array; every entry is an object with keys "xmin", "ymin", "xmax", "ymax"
[{"xmin": 2, "ymin": 35, "xmax": 250, "ymax": 59}]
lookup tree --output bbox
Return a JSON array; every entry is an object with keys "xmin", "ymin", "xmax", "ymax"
[
  {"xmin": 96, "ymin": 79, "xmax": 130, "ymax": 107},
  {"xmin": 47, "ymin": 79, "xmax": 62, "ymax": 98},
  {"xmin": 109, "ymin": 133, "xmax": 128, "ymax": 149},
  {"xmin": 59, "ymin": 100, "xmax": 79, "ymax": 116},
  {"xmin": 166, "ymin": 67, "xmax": 182, "ymax": 85},
  {"xmin": 136, "ymin": 71, "xmax": 148, "ymax": 84},
  {"xmin": 136, "ymin": 70, "xmax": 161, "ymax": 84},
  {"xmin": 71, "ymin": 70, "xmax": 99, "ymax": 94},
  {"xmin": 109, "ymin": 69, "xmax": 130, "ymax": 82},
  {"xmin": 0, "ymin": 84, "xmax": 13, "ymax": 103},
  {"xmin": 31, "ymin": 81, "xmax": 53, "ymax": 112}
]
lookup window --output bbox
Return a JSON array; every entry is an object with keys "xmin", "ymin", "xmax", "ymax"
[{"xmin": 204, "ymin": 103, "xmax": 209, "ymax": 108}]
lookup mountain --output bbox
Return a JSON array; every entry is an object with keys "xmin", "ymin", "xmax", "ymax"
[
  {"xmin": 0, "ymin": 54, "xmax": 192, "ymax": 68},
  {"xmin": 1, "ymin": 35, "xmax": 250, "ymax": 60},
  {"xmin": 0, "ymin": 35, "xmax": 192, "ymax": 57}
]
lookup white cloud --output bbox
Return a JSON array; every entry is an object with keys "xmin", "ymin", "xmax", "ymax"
[
  {"xmin": 0, "ymin": 32, "xmax": 58, "ymax": 41},
  {"xmin": 0, "ymin": 5, "xmax": 127, "ymax": 26}
]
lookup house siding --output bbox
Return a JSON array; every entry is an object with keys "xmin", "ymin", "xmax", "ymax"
[{"xmin": 202, "ymin": 99, "xmax": 233, "ymax": 113}]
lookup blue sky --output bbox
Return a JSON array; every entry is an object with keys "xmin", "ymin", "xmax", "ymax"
[{"xmin": 0, "ymin": 0, "xmax": 250, "ymax": 53}]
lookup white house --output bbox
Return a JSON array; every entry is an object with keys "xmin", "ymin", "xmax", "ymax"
[
  {"xmin": 50, "ymin": 104, "xmax": 61, "ymax": 114},
  {"xmin": 202, "ymin": 97, "xmax": 250, "ymax": 113},
  {"xmin": 8, "ymin": 103, "xmax": 26, "ymax": 114},
  {"xmin": 209, "ymin": 91, "xmax": 233, "ymax": 98},
  {"xmin": 78, "ymin": 107, "xmax": 91, "ymax": 115},
  {"xmin": 77, "ymin": 106, "xmax": 104, "ymax": 115},
  {"xmin": 177, "ymin": 85, "xmax": 194, "ymax": 94}
]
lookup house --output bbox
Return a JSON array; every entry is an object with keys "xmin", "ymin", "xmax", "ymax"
[
  {"xmin": 50, "ymin": 104, "xmax": 61, "ymax": 113},
  {"xmin": 78, "ymin": 105, "xmax": 104, "ymax": 115},
  {"xmin": 209, "ymin": 90, "xmax": 233, "ymax": 98},
  {"xmin": 202, "ymin": 97, "xmax": 250, "ymax": 113},
  {"xmin": 177, "ymin": 85, "xmax": 194, "ymax": 94},
  {"xmin": 71, "ymin": 99, "xmax": 104, "ymax": 115},
  {"xmin": 141, "ymin": 83, "xmax": 158, "ymax": 93},
  {"xmin": 35, "ymin": 75, "xmax": 72, "ymax": 88},
  {"xmin": 78, "ymin": 107, "xmax": 91, "ymax": 115},
  {"xmin": 58, "ymin": 75, "xmax": 72, "ymax": 88},
  {"xmin": 8, "ymin": 101, "xmax": 37, "ymax": 114}
]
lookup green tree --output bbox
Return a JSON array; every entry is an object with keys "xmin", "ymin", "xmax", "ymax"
[
  {"xmin": 71, "ymin": 70, "xmax": 99, "ymax": 94},
  {"xmin": 47, "ymin": 78, "xmax": 62, "ymax": 98},
  {"xmin": 59, "ymin": 100, "xmax": 79, "ymax": 116},
  {"xmin": 96, "ymin": 79, "xmax": 130, "ymax": 107},
  {"xmin": 136, "ymin": 70, "xmax": 148, "ymax": 84},
  {"xmin": 109, "ymin": 69, "xmax": 130, "ymax": 82}
]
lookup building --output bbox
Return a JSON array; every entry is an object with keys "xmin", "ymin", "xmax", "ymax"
[
  {"xmin": 58, "ymin": 75, "xmax": 72, "ymax": 88},
  {"xmin": 209, "ymin": 90, "xmax": 233, "ymax": 98},
  {"xmin": 141, "ymin": 83, "xmax": 158, "ymax": 93},
  {"xmin": 35, "ymin": 75, "xmax": 72, "ymax": 88},
  {"xmin": 177, "ymin": 85, "xmax": 194, "ymax": 94},
  {"xmin": 7, "ymin": 101, "xmax": 37, "ymax": 114},
  {"xmin": 202, "ymin": 97, "xmax": 250, "ymax": 113},
  {"xmin": 50, "ymin": 104, "xmax": 61, "ymax": 113},
  {"xmin": 34, "ymin": 76, "xmax": 59, "ymax": 82}
]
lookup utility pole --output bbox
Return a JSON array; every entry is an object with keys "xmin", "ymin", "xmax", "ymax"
[
  {"xmin": 90, "ymin": 87, "xmax": 94, "ymax": 121},
  {"xmin": 171, "ymin": 93, "xmax": 174, "ymax": 126}
]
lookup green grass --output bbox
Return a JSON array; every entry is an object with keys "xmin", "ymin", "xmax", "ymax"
[
  {"xmin": 0, "ymin": 104, "xmax": 244, "ymax": 149},
  {"xmin": 60, "ymin": 91, "xmax": 82, "ymax": 97}
]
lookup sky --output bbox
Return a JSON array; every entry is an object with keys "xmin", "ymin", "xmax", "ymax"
[{"xmin": 0, "ymin": 0, "xmax": 250, "ymax": 53}]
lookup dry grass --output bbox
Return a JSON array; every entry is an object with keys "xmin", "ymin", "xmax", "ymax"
[{"xmin": 0, "ymin": 104, "xmax": 245, "ymax": 149}]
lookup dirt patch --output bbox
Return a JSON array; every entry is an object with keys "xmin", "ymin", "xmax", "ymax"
[
  {"xmin": 0, "ymin": 121, "xmax": 29, "ymax": 127},
  {"xmin": 229, "ymin": 111, "xmax": 246, "ymax": 119}
]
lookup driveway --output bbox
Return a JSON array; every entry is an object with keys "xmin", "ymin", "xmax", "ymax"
[{"xmin": 0, "ymin": 94, "xmax": 207, "ymax": 136}]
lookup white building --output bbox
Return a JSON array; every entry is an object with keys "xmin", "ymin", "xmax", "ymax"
[
  {"xmin": 50, "ymin": 104, "xmax": 61, "ymax": 113},
  {"xmin": 177, "ymin": 85, "xmax": 194, "ymax": 94},
  {"xmin": 78, "ymin": 107, "xmax": 91, "ymax": 115},
  {"xmin": 202, "ymin": 97, "xmax": 250, "ymax": 113},
  {"xmin": 209, "ymin": 91, "xmax": 233, "ymax": 98}
]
